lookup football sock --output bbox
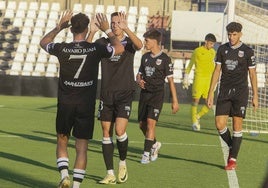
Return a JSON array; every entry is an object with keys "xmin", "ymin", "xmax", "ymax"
[
  {"xmin": 57, "ymin": 157, "xmax": 69, "ymax": 179},
  {"xmin": 102, "ymin": 137, "xmax": 114, "ymax": 170},
  {"xmin": 191, "ymin": 104, "xmax": 197, "ymax": 124},
  {"xmin": 144, "ymin": 138, "xmax": 154, "ymax": 152},
  {"xmin": 73, "ymin": 168, "xmax": 85, "ymax": 187},
  {"xmin": 197, "ymin": 105, "xmax": 210, "ymax": 118},
  {"xmin": 219, "ymin": 127, "xmax": 232, "ymax": 147},
  {"xmin": 116, "ymin": 132, "xmax": 128, "ymax": 161},
  {"xmin": 231, "ymin": 131, "xmax": 242, "ymax": 159}
]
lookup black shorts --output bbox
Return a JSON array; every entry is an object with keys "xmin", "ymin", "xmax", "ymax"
[
  {"xmin": 216, "ymin": 86, "xmax": 249, "ymax": 118},
  {"xmin": 98, "ymin": 90, "xmax": 134, "ymax": 122},
  {"xmin": 56, "ymin": 103, "xmax": 95, "ymax": 139},
  {"xmin": 138, "ymin": 90, "xmax": 164, "ymax": 121}
]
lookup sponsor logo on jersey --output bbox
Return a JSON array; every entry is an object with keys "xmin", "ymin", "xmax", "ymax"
[
  {"xmin": 238, "ymin": 50, "xmax": 244, "ymax": 57},
  {"xmin": 225, "ymin": 59, "xmax": 238, "ymax": 70},
  {"xmin": 145, "ymin": 66, "xmax": 155, "ymax": 76},
  {"xmin": 64, "ymin": 80, "xmax": 93, "ymax": 87},
  {"xmin": 156, "ymin": 59, "xmax": 162, "ymax": 65}
]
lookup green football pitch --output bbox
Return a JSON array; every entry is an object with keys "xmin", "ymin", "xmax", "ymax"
[{"xmin": 0, "ymin": 95, "xmax": 268, "ymax": 188}]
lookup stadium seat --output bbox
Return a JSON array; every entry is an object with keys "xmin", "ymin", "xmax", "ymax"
[
  {"xmin": 4, "ymin": 9, "xmax": 15, "ymax": 19},
  {"xmin": 40, "ymin": 2, "xmax": 50, "ymax": 11},
  {"xmin": 16, "ymin": 44, "xmax": 27, "ymax": 54},
  {"xmin": 35, "ymin": 19, "xmax": 46, "ymax": 28},
  {"xmin": 84, "ymin": 4, "xmax": 94, "ymax": 14},
  {"xmin": 33, "ymin": 27, "xmax": 44, "ymax": 36},
  {"xmin": 73, "ymin": 3, "xmax": 83, "ymax": 13},
  {"xmin": 48, "ymin": 11, "xmax": 59, "ymax": 20},
  {"xmin": 173, "ymin": 59, "xmax": 184, "ymax": 70},
  {"xmin": 37, "ymin": 10, "xmax": 48, "ymax": 20},
  {"xmin": 28, "ymin": 44, "xmax": 39, "ymax": 55},
  {"xmin": 128, "ymin": 6, "xmax": 138, "ymax": 15},
  {"xmin": 46, "ymin": 19, "xmax": 57, "ymax": 29},
  {"xmin": 136, "ymin": 23, "xmax": 146, "ymax": 33},
  {"xmin": 26, "ymin": 10, "xmax": 37, "ymax": 19},
  {"xmin": 18, "ymin": 1, "xmax": 28, "ymax": 11},
  {"xmin": 16, "ymin": 9, "xmax": 26, "ymax": 19},
  {"xmin": 117, "ymin": 6, "xmax": 127, "ymax": 13},
  {"xmin": 31, "ymin": 35, "xmax": 41, "ymax": 45},
  {"xmin": 25, "ymin": 53, "xmax": 37, "ymax": 63},
  {"xmin": 36, "ymin": 53, "xmax": 48, "ymax": 64},
  {"xmin": 51, "ymin": 2, "xmax": 61, "ymax": 12},
  {"xmin": 45, "ymin": 63, "xmax": 58, "ymax": 77},
  {"xmin": 24, "ymin": 18, "xmax": 35, "ymax": 28},
  {"xmin": 13, "ymin": 17, "xmax": 24, "ymax": 28},
  {"xmin": 106, "ymin": 5, "xmax": 115, "ymax": 15},
  {"xmin": 127, "ymin": 15, "xmax": 136, "ymax": 24},
  {"xmin": 21, "ymin": 62, "xmax": 33, "ymax": 76},
  {"xmin": 138, "ymin": 15, "xmax": 148, "ymax": 24},
  {"xmin": 95, "ymin": 5, "xmax": 104, "ymax": 13},
  {"xmin": 139, "ymin": 6, "xmax": 149, "ymax": 16},
  {"xmin": 32, "ymin": 62, "xmax": 45, "ymax": 76},
  {"xmin": 21, "ymin": 27, "xmax": 32, "ymax": 36},
  {"xmin": 9, "ymin": 61, "xmax": 22, "ymax": 75},
  {"xmin": 29, "ymin": 2, "xmax": 39, "ymax": 11},
  {"xmin": 19, "ymin": 35, "xmax": 30, "ymax": 45},
  {"xmin": 0, "ymin": 1, "xmax": 6, "ymax": 11},
  {"xmin": 13, "ymin": 52, "xmax": 25, "ymax": 62},
  {"xmin": 7, "ymin": 1, "xmax": 16, "ymax": 10}
]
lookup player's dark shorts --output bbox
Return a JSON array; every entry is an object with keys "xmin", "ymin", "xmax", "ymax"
[
  {"xmin": 216, "ymin": 86, "xmax": 249, "ymax": 118},
  {"xmin": 138, "ymin": 90, "xmax": 164, "ymax": 122},
  {"xmin": 56, "ymin": 103, "xmax": 95, "ymax": 139},
  {"xmin": 98, "ymin": 90, "xmax": 134, "ymax": 122}
]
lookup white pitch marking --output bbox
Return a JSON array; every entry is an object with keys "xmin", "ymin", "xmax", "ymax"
[{"xmin": 219, "ymin": 136, "xmax": 240, "ymax": 188}]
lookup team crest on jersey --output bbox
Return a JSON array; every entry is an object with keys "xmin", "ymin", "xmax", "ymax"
[
  {"xmin": 154, "ymin": 108, "xmax": 160, "ymax": 117},
  {"xmin": 156, "ymin": 59, "xmax": 162, "ymax": 65},
  {"xmin": 238, "ymin": 50, "xmax": 244, "ymax": 57},
  {"xmin": 225, "ymin": 50, "xmax": 228, "ymax": 54}
]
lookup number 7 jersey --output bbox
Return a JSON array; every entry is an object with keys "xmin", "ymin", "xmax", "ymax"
[{"xmin": 46, "ymin": 41, "xmax": 114, "ymax": 104}]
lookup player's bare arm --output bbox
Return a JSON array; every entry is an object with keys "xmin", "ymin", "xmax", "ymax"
[
  {"xmin": 249, "ymin": 67, "xmax": 259, "ymax": 112},
  {"xmin": 86, "ymin": 15, "xmax": 99, "ymax": 43},
  {"xmin": 118, "ymin": 12, "xmax": 143, "ymax": 50},
  {"xmin": 207, "ymin": 64, "xmax": 221, "ymax": 109},
  {"xmin": 40, "ymin": 10, "xmax": 73, "ymax": 50},
  {"xmin": 167, "ymin": 77, "xmax": 179, "ymax": 113},
  {"xmin": 95, "ymin": 13, "xmax": 125, "ymax": 55}
]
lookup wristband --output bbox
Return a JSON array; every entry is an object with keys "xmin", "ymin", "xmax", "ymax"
[{"xmin": 105, "ymin": 29, "xmax": 112, "ymax": 35}]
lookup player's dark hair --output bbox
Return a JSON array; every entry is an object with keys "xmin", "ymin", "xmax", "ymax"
[
  {"xmin": 226, "ymin": 22, "xmax": 242, "ymax": 33},
  {"xmin": 71, "ymin": 13, "xmax": 89, "ymax": 34},
  {"xmin": 143, "ymin": 28, "xmax": 162, "ymax": 44},
  {"xmin": 205, "ymin": 33, "xmax": 216, "ymax": 42},
  {"xmin": 111, "ymin": 12, "xmax": 119, "ymax": 18}
]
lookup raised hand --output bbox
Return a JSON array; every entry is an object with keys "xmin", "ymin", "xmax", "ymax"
[
  {"xmin": 117, "ymin": 12, "xmax": 128, "ymax": 30},
  {"xmin": 58, "ymin": 10, "xmax": 73, "ymax": 30},
  {"xmin": 89, "ymin": 15, "xmax": 99, "ymax": 33},
  {"xmin": 95, "ymin": 13, "xmax": 110, "ymax": 32}
]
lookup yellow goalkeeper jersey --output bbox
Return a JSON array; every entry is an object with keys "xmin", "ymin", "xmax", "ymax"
[{"xmin": 185, "ymin": 46, "xmax": 216, "ymax": 79}]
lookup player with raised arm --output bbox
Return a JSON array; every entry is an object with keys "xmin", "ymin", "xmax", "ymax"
[
  {"xmin": 136, "ymin": 28, "xmax": 179, "ymax": 164},
  {"xmin": 207, "ymin": 22, "xmax": 258, "ymax": 170},
  {"xmin": 40, "ymin": 11, "xmax": 124, "ymax": 188},
  {"xmin": 87, "ymin": 12, "xmax": 143, "ymax": 184},
  {"xmin": 183, "ymin": 33, "xmax": 216, "ymax": 131}
]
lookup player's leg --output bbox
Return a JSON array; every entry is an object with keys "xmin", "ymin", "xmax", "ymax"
[
  {"xmin": 99, "ymin": 121, "xmax": 116, "ymax": 184},
  {"xmin": 191, "ymin": 98, "xmax": 200, "ymax": 131},
  {"xmin": 56, "ymin": 104, "xmax": 73, "ymax": 187},
  {"xmin": 141, "ymin": 118, "xmax": 157, "ymax": 164},
  {"xmin": 115, "ymin": 118, "xmax": 128, "ymax": 183},
  {"xmin": 72, "ymin": 139, "xmax": 88, "ymax": 188}
]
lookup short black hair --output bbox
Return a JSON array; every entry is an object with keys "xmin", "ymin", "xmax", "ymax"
[
  {"xmin": 71, "ymin": 13, "xmax": 89, "ymax": 34},
  {"xmin": 226, "ymin": 22, "xmax": 242, "ymax": 33},
  {"xmin": 143, "ymin": 28, "xmax": 162, "ymax": 44},
  {"xmin": 205, "ymin": 33, "xmax": 216, "ymax": 42}
]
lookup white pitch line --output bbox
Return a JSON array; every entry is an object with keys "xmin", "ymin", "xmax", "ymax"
[{"xmin": 219, "ymin": 136, "xmax": 240, "ymax": 188}]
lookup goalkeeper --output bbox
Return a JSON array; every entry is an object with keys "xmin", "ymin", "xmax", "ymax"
[{"xmin": 183, "ymin": 33, "xmax": 216, "ymax": 131}]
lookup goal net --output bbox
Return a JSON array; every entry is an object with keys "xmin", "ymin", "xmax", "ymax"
[{"xmin": 224, "ymin": 0, "xmax": 268, "ymax": 133}]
